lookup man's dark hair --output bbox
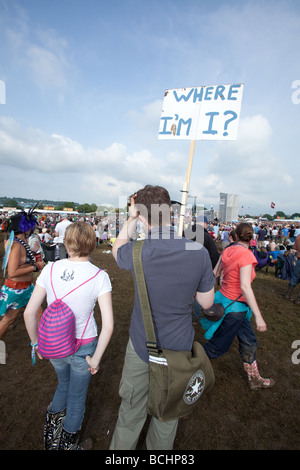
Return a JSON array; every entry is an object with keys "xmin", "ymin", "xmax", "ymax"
[{"xmin": 134, "ymin": 185, "xmax": 171, "ymax": 226}]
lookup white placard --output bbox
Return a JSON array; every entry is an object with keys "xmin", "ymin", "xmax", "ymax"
[{"xmin": 158, "ymin": 83, "xmax": 244, "ymax": 140}]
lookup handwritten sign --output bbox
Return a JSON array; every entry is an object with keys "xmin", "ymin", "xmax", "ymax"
[{"xmin": 158, "ymin": 83, "xmax": 244, "ymax": 140}]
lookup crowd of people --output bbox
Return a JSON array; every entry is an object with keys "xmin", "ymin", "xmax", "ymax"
[
  {"xmin": 199, "ymin": 218, "xmax": 300, "ymax": 303},
  {"xmin": 0, "ymin": 211, "xmax": 119, "ymax": 262},
  {"xmin": 0, "ymin": 190, "xmax": 299, "ymax": 451}
]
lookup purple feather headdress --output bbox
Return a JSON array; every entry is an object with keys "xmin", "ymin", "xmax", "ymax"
[
  {"xmin": 9, "ymin": 202, "xmax": 39, "ymax": 234},
  {"xmin": 19, "ymin": 213, "xmax": 37, "ymax": 232}
]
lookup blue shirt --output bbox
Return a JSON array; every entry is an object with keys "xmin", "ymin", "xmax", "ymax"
[
  {"xmin": 117, "ymin": 225, "xmax": 216, "ymax": 362},
  {"xmin": 282, "ymin": 228, "xmax": 289, "ymax": 236}
]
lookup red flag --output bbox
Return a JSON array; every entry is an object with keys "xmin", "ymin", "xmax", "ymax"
[{"xmin": 271, "ymin": 202, "xmax": 275, "ymax": 209}]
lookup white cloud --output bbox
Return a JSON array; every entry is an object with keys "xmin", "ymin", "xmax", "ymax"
[
  {"xmin": 0, "ymin": 116, "xmax": 186, "ymax": 204},
  {"xmin": 0, "ymin": 107, "xmax": 295, "ymax": 212},
  {"xmin": 204, "ymin": 114, "xmax": 294, "ymax": 211}
]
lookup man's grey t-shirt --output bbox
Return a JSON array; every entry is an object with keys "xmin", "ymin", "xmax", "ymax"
[{"xmin": 117, "ymin": 225, "xmax": 215, "ymax": 363}]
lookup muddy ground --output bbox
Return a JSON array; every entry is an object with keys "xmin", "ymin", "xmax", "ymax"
[{"xmin": 0, "ymin": 233, "xmax": 299, "ymax": 451}]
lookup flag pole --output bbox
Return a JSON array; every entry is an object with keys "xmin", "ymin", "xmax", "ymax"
[{"xmin": 178, "ymin": 140, "xmax": 196, "ymax": 237}]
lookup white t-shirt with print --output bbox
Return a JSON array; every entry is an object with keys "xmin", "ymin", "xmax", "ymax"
[{"xmin": 36, "ymin": 259, "xmax": 112, "ymax": 340}]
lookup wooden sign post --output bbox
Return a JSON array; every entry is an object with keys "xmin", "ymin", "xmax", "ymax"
[{"xmin": 178, "ymin": 140, "xmax": 196, "ymax": 236}]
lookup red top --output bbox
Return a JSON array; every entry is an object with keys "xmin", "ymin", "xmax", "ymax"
[{"xmin": 220, "ymin": 244, "xmax": 257, "ymax": 302}]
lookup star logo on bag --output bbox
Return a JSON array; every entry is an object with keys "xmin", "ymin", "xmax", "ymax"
[{"xmin": 183, "ymin": 370, "xmax": 205, "ymax": 405}]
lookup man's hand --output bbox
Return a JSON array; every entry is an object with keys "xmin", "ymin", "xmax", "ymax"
[
  {"xmin": 128, "ymin": 194, "xmax": 140, "ymax": 219},
  {"xmin": 112, "ymin": 193, "xmax": 140, "ymax": 260}
]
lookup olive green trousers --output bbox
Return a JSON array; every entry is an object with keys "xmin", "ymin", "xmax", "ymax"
[{"xmin": 109, "ymin": 339, "xmax": 178, "ymax": 450}]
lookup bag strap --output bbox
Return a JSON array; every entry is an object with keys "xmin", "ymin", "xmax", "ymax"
[
  {"xmin": 213, "ymin": 254, "xmax": 223, "ymax": 278},
  {"xmin": 132, "ymin": 241, "xmax": 159, "ymax": 356},
  {"xmin": 49, "ymin": 264, "xmax": 102, "ymax": 346},
  {"xmin": 50, "ymin": 263, "xmax": 57, "ymax": 299},
  {"xmin": 217, "ymin": 244, "xmax": 246, "ymax": 309},
  {"xmin": 78, "ymin": 309, "xmax": 93, "ymax": 344},
  {"xmin": 50, "ymin": 263, "xmax": 102, "ymax": 301},
  {"xmin": 223, "ymin": 294, "xmax": 243, "ymax": 311}
]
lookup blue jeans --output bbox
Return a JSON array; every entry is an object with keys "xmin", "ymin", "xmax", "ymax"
[
  {"xmin": 290, "ymin": 259, "xmax": 300, "ymax": 286},
  {"xmin": 49, "ymin": 338, "xmax": 97, "ymax": 433},
  {"xmin": 203, "ymin": 310, "xmax": 257, "ymax": 364}
]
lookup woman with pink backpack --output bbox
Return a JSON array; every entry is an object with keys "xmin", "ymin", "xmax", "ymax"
[{"xmin": 24, "ymin": 222, "xmax": 114, "ymax": 450}]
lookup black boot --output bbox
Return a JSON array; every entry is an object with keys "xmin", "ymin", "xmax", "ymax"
[
  {"xmin": 44, "ymin": 406, "xmax": 66, "ymax": 450},
  {"xmin": 59, "ymin": 428, "xmax": 82, "ymax": 450}
]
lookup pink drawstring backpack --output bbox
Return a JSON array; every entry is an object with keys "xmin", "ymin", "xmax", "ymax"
[{"xmin": 38, "ymin": 263, "xmax": 101, "ymax": 359}]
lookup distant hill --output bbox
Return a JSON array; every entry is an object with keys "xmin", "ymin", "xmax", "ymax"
[{"xmin": 0, "ymin": 196, "xmax": 79, "ymax": 208}]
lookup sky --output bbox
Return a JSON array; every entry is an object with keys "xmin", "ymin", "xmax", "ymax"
[{"xmin": 0, "ymin": 0, "xmax": 299, "ymax": 216}]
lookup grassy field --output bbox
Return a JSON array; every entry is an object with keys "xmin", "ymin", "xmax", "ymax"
[{"xmin": 0, "ymin": 235, "xmax": 299, "ymax": 450}]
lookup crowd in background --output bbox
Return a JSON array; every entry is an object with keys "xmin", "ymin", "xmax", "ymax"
[
  {"xmin": 2, "ymin": 208, "xmax": 298, "ymax": 303},
  {"xmin": 204, "ymin": 220, "xmax": 300, "ymax": 247},
  {"xmin": 1, "ymin": 210, "xmax": 299, "ymax": 251}
]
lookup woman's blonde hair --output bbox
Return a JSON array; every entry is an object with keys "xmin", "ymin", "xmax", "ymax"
[{"xmin": 64, "ymin": 221, "xmax": 96, "ymax": 257}]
